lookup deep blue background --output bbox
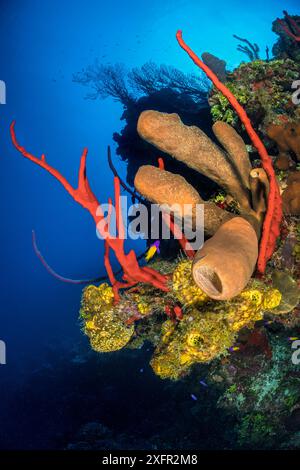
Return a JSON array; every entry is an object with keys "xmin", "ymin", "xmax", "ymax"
[{"xmin": 0, "ymin": 0, "xmax": 299, "ymax": 449}]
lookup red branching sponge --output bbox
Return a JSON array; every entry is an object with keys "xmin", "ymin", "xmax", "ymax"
[
  {"xmin": 158, "ymin": 157, "xmax": 165, "ymax": 170},
  {"xmin": 277, "ymin": 11, "xmax": 300, "ymax": 42},
  {"xmin": 176, "ymin": 31, "xmax": 282, "ymax": 273},
  {"xmin": 10, "ymin": 121, "xmax": 169, "ymax": 301}
]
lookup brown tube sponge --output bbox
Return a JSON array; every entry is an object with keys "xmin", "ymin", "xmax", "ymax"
[
  {"xmin": 212, "ymin": 121, "xmax": 252, "ymax": 191},
  {"xmin": 282, "ymin": 171, "xmax": 300, "ymax": 215},
  {"xmin": 134, "ymin": 165, "xmax": 201, "ymax": 229},
  {"xmin": 134, "ymin": 165, "xmax": 234, "ymax": 236},
  {"xmin": 192, "ymin": 217, "xmax": 258, "ymax": 300},
  {"xmin": 249, "ymin": 168, "xmax": 269, "ymax": 219},
  {"xmin": 137, "ymin": 110, "xmax": 251, "ymax": 211},
  {"xmin": 201, "ymin": 203, "xmax": 234, "ymax": 236},
  {"xmin": 267, "ymin": 120, "xmax": 300, "ymax": 166}
]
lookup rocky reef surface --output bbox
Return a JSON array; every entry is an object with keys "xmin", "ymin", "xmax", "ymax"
[
  {"xmin": 8, "ymin": 10, "xmax": 300, "ymax": 451},
  {"xmin": 75, "ymin": 10, "xmax": 300, "ymax": 450}
]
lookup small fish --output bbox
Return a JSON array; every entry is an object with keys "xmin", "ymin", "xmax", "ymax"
[
  {"xmin": 140, "ymin": 368, "xmax": 144, "ymax": 373},
  {"xmin": 145, "ymin": 240, "xmax": 160, "ymax": 262},
  {"xmin": 190, "ymin": 394, "xmax": 198, "ymax": 401},
  {"xmin": 229, "ymin": 346, "xmax": 240, "ymax": 352},
  {"xmin": 288, "ymin": 337, "xmax": 299, "ymax": 341},
  {"xmin": 199, "ymin": 380, "xmax": 208, "ymax": 388}
]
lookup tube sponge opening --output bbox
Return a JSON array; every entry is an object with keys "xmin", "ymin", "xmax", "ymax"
[
  {"xmin": 192, "ymin": 217, "xmax": 258, "ymax": 300},
  {"xmin": 192, "ymin": 265, "xmax": 223, "ymax": 297}
]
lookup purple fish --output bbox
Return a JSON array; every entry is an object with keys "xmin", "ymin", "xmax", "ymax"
[
  {"xmin": 152, "ymin": 240, "xmax": 160, "ymax": 254},
  {"xmin": 199, "ymin": 380, "xmax": 208, "ymax": 388},
  {"xmin": 190, "ymin": 394, "xmax": 198, "ymax": 401}
]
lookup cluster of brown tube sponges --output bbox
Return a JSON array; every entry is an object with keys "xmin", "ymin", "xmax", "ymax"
[
  {"xmin": 135, "ymin": 110, "xmax": 268, "ymax": 231},
  {"xmin": 134, "ymin": 110, "xmax": 269, "ymax": 299}
]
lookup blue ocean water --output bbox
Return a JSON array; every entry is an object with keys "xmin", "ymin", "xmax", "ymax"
[{"xmin": 0, "ymin": 0, "xmax": 299, "ymax": 450}]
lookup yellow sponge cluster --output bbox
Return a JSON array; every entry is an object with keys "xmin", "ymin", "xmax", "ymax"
[
  {"xmin": 79, "ymin": 263, "xmax": 283, "ymax": 380},
  {"xmin": 81, "ymin": 283, "xmax": 134, "ymax": 352},
  {"xmin": 81, "ymin": 283, "xmax": 115, "ymax": 317},
  {"xmin": 225, "ymin": 285, "xmax": 282, "ymax": 332},
  {"xmin": 172, "ymin": 259, "xmax": 209, "ymax": 306},
  {"xmin": 151, "ymin": 312, "xmax": 234, "ymax": 380},
  {"xmin": 151, "ymin": 275, "xmax": 282, "ymax": 380}
]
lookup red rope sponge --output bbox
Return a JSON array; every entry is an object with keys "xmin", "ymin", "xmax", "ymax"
[
  {"xmin": 176, "ymin": 31, "xmax": 282, "ymax": 273},
  {"xmin": 10, "ymin": 121, "xmax": 169, "ymax": 300}
]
